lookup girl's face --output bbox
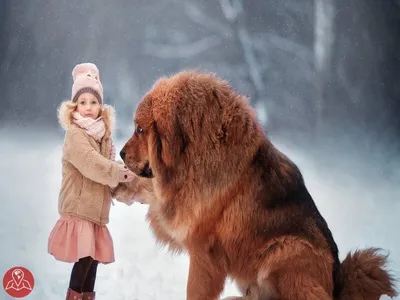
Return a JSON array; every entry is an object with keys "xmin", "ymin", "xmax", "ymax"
[{"xmin": 76, "ymin": 92, "xmax": 101, "ymax": 119}]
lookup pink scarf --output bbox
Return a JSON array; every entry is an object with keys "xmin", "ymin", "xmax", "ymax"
[{"xmin": 72, "ymin": 111, "xmax": 116, "ymax": 160}]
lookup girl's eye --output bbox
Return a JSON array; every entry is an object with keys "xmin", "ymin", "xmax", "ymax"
[
  {"xmin": 91, "ymin": 101, "xmax": 97, "ymax": 104},
  {"xmin": 136, "ymin": 126, "xmax": 143, "ymax": 134}
]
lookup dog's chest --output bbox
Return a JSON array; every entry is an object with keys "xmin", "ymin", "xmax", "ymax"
[
  {"xmin": 166, "ymin": 224, "xmax": 189, "ymax": 243},
  {"xmin": 151, "ymin": 188, "xmax": 192, "ymax": 244},
  {"xmin": 150, "ymin": 206, "xmax": 190, "ymax": 245}
]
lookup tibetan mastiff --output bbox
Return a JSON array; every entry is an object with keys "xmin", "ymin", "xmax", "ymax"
[{"xmin": 118, "ymin": 71, "xmax": 397, "ymax": 300}]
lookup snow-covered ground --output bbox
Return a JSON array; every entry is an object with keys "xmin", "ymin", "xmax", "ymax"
[{"xmin": 0, "ymin": 128, "xmax": 399, "ymax": 299}]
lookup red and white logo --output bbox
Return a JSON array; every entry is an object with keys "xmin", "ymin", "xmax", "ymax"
[{"xmin": 3, "ymin": 266, "xmax": 34, "ymax": 298}]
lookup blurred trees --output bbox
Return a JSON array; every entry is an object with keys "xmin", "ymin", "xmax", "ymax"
[
  {"xmin": 0, "ymin": 0, "xmax": 399, "ymax": 143},
  {"xmin": 322, "ymin": 0, "xmax": 400, "ymax": 142}
]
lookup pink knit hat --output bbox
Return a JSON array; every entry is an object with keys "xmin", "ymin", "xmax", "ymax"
[{"xmin": 71, "ymin": 62, "xmax": 103, "ymax": 104}]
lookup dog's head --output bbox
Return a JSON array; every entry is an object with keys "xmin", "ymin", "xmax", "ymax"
[{"xmin": 120, "ymin": 71, "xmax": 262, "ymax": 187}]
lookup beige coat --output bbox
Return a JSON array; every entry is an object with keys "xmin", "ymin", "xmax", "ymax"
[{"xmin": 57, "ymin": 101, "xmax": 120, "ymax": 225}]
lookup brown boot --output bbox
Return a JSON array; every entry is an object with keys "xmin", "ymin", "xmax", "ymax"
[
  {"xmin": 82, "ymin": 291, "xmax": 96, "ymax": 300},
  {"xmin": 66, "ymin": 288, "xmax": 82, "ymax": 300}
]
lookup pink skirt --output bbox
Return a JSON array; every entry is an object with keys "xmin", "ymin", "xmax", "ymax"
[{"xmin": 48, "ymin": 215, "xmax": 115, "ymax": 264}]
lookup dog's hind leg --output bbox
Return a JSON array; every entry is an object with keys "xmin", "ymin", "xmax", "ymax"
[{"xmin": 274, "ymin": 272, "xmax": 333, "ymax": 300}]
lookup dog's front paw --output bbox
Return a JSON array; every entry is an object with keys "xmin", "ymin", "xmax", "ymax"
[
  {"xmin": 111, "ymin": 176, "xmax": 154, "ymax": 205},
  {"xmin": 111, "ymin": 182, "xmax": 134, "ymax": 205}
]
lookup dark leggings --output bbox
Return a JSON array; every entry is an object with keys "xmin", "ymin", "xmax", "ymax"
[{"xmin": 69, "ymin": 256, "xmax": 99, "ymax": 293}]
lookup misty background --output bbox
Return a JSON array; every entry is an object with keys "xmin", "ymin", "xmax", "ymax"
[{"xmin": 0, "ymin": 0, "xmax": 399, "ymax": 299}]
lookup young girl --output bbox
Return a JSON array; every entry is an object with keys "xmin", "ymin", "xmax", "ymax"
[{"xmin": 47, "ymin": 62, "xmax": 136, "ymax": 300}]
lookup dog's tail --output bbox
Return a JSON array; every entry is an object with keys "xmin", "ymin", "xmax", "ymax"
[{"xmin": 336, "ymin": 248, "xmax": 398, "ymax": 300}]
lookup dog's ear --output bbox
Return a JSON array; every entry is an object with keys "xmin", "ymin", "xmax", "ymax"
[{"xmin": 150, "ymin": 109, "xmax": 188, "ymax": 168}]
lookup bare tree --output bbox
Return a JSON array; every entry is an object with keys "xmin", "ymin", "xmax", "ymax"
[
  {"xmin": 314, "ymin": 0, "xmax": 335, "ymax": 135},
  {"xmin": 141, "ymin": 0, "xmax": 317, "ymax": 131},
  {"xmin": 142, "ymin": 0, "xmax": 269, "ymax": 125},
  {"xmin": 219, "ymin": 0, "xmax": 264, "ymax": 94}
]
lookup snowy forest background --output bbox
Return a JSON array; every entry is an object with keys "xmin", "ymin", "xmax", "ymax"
[{"xmin": 0, "ymin": 0, "xmax": 399, "ymax": 299}]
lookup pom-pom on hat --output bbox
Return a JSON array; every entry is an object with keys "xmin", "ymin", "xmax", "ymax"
[{"xmin": 71, "ymin": 62, "xmax": 103, "ymax": 104}]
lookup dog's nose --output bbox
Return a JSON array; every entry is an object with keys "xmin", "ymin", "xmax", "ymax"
[{"xmin": 120, "ymin": 149, "xmax": 126, "ymax": 161}]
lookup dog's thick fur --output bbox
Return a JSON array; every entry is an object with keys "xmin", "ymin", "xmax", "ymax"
[{"xmin": 119, "ymin": 71, "xmax": 397, "ymax": 300}]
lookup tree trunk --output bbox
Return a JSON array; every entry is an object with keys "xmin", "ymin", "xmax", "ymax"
[{"xmin": 313, "ymin": 0, "xmax": 335, "ymax": 137}]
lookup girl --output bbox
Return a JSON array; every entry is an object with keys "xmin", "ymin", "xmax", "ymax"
[{"xmin": 48, "ymin": 62, "xmax": 136, "ymax": 300}]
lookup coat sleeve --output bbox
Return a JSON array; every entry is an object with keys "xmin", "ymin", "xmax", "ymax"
[{"xmin": 63, "ymin": 128, "xmax": 120, "ymax": 187}]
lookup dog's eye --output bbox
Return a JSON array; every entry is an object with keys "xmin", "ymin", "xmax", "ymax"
[{"xmin": 136, "ymin": 126, "xmax": 143, "ymax": 134}]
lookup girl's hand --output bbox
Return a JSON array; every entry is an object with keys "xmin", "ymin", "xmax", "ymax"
[{"xmin": 118, "ymin": 165, "xmax": 136, "ymax": 182}]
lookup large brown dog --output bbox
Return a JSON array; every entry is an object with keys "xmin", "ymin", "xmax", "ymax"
[{"xmin": 118, "ymin": 71, "xmax": 397, "ymax": 300}]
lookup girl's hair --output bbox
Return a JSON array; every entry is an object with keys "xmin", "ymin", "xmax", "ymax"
[{"xmin": 58, "ymin": 100, "xmax": 78, "ymax": 128}]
